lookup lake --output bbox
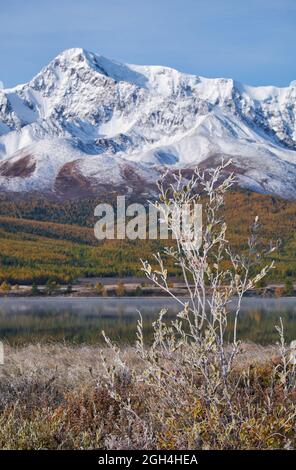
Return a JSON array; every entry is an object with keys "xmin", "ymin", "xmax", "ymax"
[{"xmin": 0, "ymin": 296, "xmax": 295, "ymax": 345}]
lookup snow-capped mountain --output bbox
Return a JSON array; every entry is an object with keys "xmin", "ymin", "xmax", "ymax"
[{"xmin": 1, "ymin": 47, "xmax": 296, "ymax": 199}]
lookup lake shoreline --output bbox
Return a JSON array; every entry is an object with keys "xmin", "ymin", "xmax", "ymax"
[
  {"xmin": 2, "ymin": 294, "xmax": 296, "ymax": 300},
  {"xmin": 0, "ymin": 280, "xmax": 294, "ymax": 299}
]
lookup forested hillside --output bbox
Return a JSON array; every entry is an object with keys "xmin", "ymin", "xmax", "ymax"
[{"xmin": 0, "ymin": 190, "xmax": 296, "ymax": 284}]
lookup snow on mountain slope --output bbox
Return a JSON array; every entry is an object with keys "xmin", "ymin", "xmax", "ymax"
[{"xmin": 0, "ymin": 47, "xmax": 296, "ymax": 199}]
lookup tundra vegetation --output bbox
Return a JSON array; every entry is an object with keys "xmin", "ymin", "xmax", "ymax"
[{"xmin": 0, "ymin": 161, "xmax": 295, "ymax": 450}]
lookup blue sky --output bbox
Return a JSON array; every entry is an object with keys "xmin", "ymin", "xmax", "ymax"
[{"xmin": 0, "ymin": 0, "xmax": 295, "ymax": 88}]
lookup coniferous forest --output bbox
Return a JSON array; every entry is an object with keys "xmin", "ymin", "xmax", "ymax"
[{"xmin": 0, "ymin": 190, "xmax": 296, "ymax": 285}]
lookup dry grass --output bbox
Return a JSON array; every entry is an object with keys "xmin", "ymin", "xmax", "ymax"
[{"xmin": 0, "ymin": 342, "xmax": 294, "ymax": 450}]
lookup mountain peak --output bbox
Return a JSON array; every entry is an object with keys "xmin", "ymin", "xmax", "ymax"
[{"xmin": 32, "ymin": 47, "xmax": 151, "ymax": 91}]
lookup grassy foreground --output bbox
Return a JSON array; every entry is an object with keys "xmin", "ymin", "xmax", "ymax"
[{"xmin": 0, "ymin": 343, "xmax": 295, "ymax": 450}]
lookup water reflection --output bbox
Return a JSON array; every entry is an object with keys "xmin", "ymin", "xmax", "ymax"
[{"xmin": 0, "ymin": 296, "xmax": 295, "ymax": 345}]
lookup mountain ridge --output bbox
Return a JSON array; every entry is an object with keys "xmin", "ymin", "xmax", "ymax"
[{"xmin": 0, "ymin": 47, "xmax": 296, "ymax": 199}]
